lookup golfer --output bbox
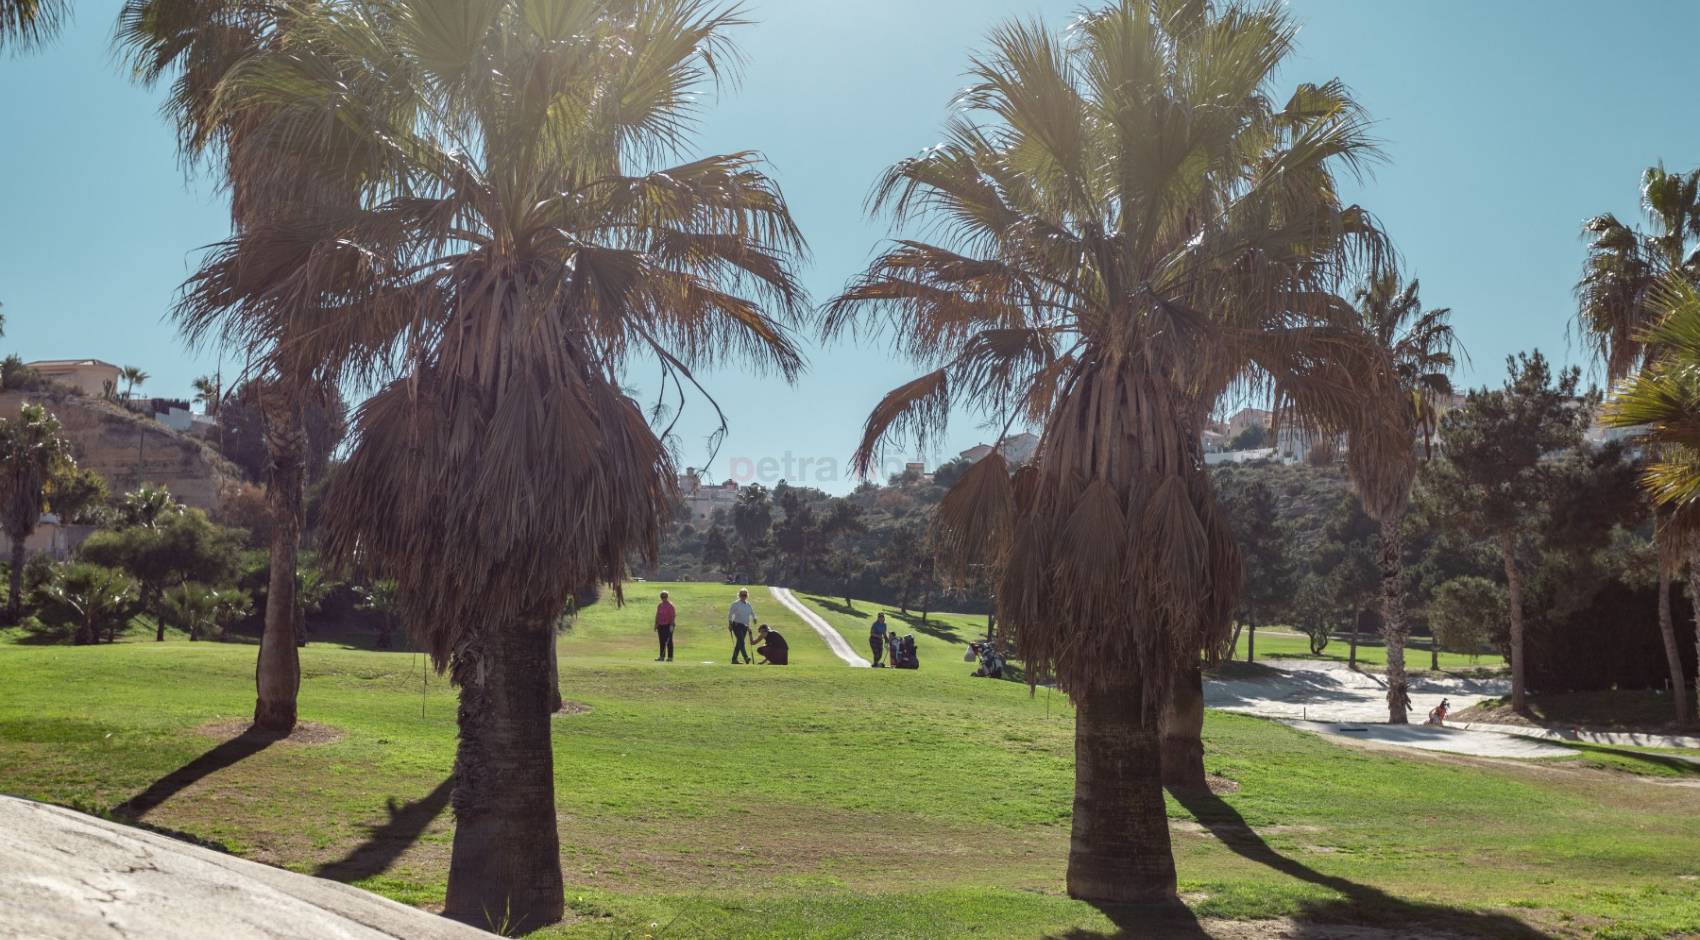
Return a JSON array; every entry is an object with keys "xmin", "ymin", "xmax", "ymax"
[
  {"xmin": 728, "ymin": 589, "xmax": 756, "ymax": 664},
  {"xmin": 869, "ymin": 612, "xmax": 889, "ymax": 667},
  {"xmin": 654, "ymin": 590, "xmax": 676, "ymax": 662}
]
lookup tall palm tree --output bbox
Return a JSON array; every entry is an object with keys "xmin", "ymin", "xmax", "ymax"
[
  {"xmin": 1346, "ymin": 272, "xmax": 1460, "ymax": 723},
  {"xmin": 119, "ymin": 365, "xmax": 150, "ymax": 401},
  {"xmin": 192, "ymin": 375, "xmax": 222, "ymax": 416},
  {"xmin": 1604, "ymin": 273, "xmax": 1700, "ymax": 729},
  {"xmin": 1, "ymin": 403, "xmax": 75, "ymax": 621},
  {"xmin": 1576, "ymin": 164, "xmax": 1700, "ymax": 726},
  {"xmin": 177, "ymin": 0, "xmax": 806, "ymax": 928},
  {"xmin": 119, "ymin": 0, "xmax": 360, "ymax": 734},
  {"xmin": 0, "ymin": 0, "xmax": 66, "ymax": 53},
  {"xmin": 826, "ymin": 0, "xmax": 1392, "ymax": 903}
]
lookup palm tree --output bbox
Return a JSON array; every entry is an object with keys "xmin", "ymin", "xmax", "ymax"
[
  {"xmin": 192, "ymin": 375, "xmax": 222, "ymax": 416},
  {"xmin": 175, "ymin": 0, "xmax": 806, "ymax": 928},
  {"xmin": 0, "ymin": 0, "xmax": 66, "ymax": 53},
  {"xmin": 1576, "ymin": 164, "xmax": 1700, "ymax": 726},
  {"xmin": 119, "ymin": 0, "xmax": 358, "ymax": 735},
  {"xmin": 1, "ymin": 403, "xmax": 75, "ymax": 621},
  {"xmin": 826, "ymin": 0, "xmax": 1391, "ymax": 903},
  {"xmin": 119, "ymin": 366, "xmax": 150, "ymax": 401},
  {"xmin": 1603, "ymin": 273, "xmax": 1700, "ymax": 729},
  {"xmin": 1346, "ymin": 273, "xmax": 1461, "ymax": 722}
]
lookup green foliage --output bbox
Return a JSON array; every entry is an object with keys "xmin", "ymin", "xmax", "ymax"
[
  {"xmin": 31, "ymin": 562, "xmax": 139, "ymax": 644},
  {"xmin": 78, "ymin": 497, "xmax": 244, "ymax": 628},
  {"xmin": 1420, "ymin": 351, "xmax": 1593, "ymax": 539},
  {"xmin": 47, "ymin": 466, "xmax": 111, "ymax": 526},
  {"xmin": 1428, "ymin": 577, "xmax": 1506, "ymax": 659},
  {"xmin": 1291, "ymin": 578, "xmax": 1335, "ymax": 654},
  {"xmin": 1227, "ymin": 423, "xmax": 1270, "ymax": 451},
  {"xmin": 0, "ymin": 355, "xmax": 43, "ymax": 392},
  {"xmin": 159, "ymin": 583, "xmax": 251, "ymax": 641}
]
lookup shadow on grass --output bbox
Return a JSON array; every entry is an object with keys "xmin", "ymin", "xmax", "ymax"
[
  {"xmin": 1048, "ymin": 900, "xmax": 1210, "ymax": 938},
  {"xmin": 1162, "ymin": 788, "xmax": 1548, "ymax": 938},
  {"xmin": 1568, "ymin": 742, "xmax": 1700, "ymax": 776},
  {"xmin": 113, "ymin": 727, "xmax": 280, "ymax": 820},
  {"xmin": 316, "ymin": 778, "xmax": 453, "ymax": 882},
  {"xmin": 803, "ymin": 595, "xmax": 869, "ymax": 620},
  {"xmin": 889, "ymin": 611, "xmax": 968, "ymax": 645}
]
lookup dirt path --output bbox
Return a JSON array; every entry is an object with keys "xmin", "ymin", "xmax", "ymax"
[{"xmin": 770, "ymin": 587, "xmax": 870, "ymax": 667}]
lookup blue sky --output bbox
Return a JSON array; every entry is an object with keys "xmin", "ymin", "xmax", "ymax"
[{"xmin": 3, "ymin": 0, "xmax": 1696, "ymax": 494}]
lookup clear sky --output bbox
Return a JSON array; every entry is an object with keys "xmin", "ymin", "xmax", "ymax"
[{"xmin": 3, "ymin": 1, "xmax": 1697, "ymax": 494}]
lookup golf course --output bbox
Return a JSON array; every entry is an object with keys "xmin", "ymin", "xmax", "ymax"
[{"xmin": 2, "ymin": 582, "xmax": 1697, "ymax": 938}]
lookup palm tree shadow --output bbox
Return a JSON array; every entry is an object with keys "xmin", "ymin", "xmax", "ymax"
[
  {"xmin": 1165, "ymin": 788, "xmax": 1549, "ymax": 938},
  {"xmin": 889, "ymin": 610, "xmax": 967, "ymax": 644},
  {"xmin": 315, "ymin": 778, "xmax": 454, "ymax": 882},
  {"xmin": 113, "ymin": 728, "xmax": 280, "ymax": 820},
  {"xmin": 802, "ymin": 595, "xmax": 869, "ymax": 619},
  {"xmin": 1048, "ymin": 900, "xmax": 1210, "ymax": 939}
]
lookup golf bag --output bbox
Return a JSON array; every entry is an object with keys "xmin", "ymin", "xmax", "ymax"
[
  {"xmin": 965, "ymin": 640, "xmax": 1005, "ymax": 679},
  {"xmin": 890, "ymin": 634, "xmax": 919, "ymax": 669}
]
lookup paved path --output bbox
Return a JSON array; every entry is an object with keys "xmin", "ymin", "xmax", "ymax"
[
  {"xmin": 1452, "ymin": 721, "xmax": 1700, "ymax": 750},
  {"xmin": 0, "ymin": 796, "xmax": 487, "ymax": 940},
  {"xmin": 770, "ymin": 587, "xmax": 870, "ymax": 667},
  {"xmin": 1206, "ymin": 660, "xmax": 1577, "ymax": 759}
]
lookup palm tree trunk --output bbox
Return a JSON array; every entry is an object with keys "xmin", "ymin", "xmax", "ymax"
[
  {"xmin": 7, "ymin": 535, "xmax": 24, "ymax": 622},
  {"xmin": 1247, "ymin": 622, "xmax": 1255, "ymax": 663},
  {"xmin": 1657, "ymin": 541, "xmax": 1690, "ymax": 726},
  {"xmin": 254, "ymin": 391, "xmax": 304, "ymax": 734},
  {"xmin": 1685, "ymin": 551, "xmax": 1700, "ymax": 730},
  {"xmin": 1159, "ymin": 665, "xmax": 1206, "ymax": 791},
  {"xmin": 1499, "ymin": 529, "xmax": 1527, "ymax": 713},
  {"xmin": 1379, "ymin": 514, "xmax": 1411, "ymax": 724},
  {"xmin": 546, "ymin": 624, "xmax": 563, "ymax": 714},
  {"xmin": 444, "ymin": 622, "xmax": 565, "ymax": 932},
  {"xmin": 1066, "ymin": 676, "xmax": 1176, "ymax": 904}
]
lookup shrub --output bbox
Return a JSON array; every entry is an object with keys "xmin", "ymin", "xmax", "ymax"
[{"xmin": 1429, "ymin": 576, "xmax": 1507, "ymax": 661}]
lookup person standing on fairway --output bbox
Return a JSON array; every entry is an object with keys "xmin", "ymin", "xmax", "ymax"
[
  {"xmin": 728, "ymin": 589, "xmax": 756, "ymax": 664},
  {"xmin": 654, "ymin": 591, "xmax": 676, "ymax": 662},
  {"xmin": 869, "ymin": 612, "xmax": 889, "ymax": 667}
]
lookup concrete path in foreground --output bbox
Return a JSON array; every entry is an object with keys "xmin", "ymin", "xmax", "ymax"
[
  {"xmin": 0, "ymin": 795, "xmax": 487, "ymax": 940},
  {"xmin": 770, "ymin": 587, "xmax": 870, "ymax": 667}
]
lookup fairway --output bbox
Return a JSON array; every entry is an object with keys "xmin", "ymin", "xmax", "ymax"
[{"xmin": 1, "ymin": 582, "xmax": 1697, "ymax": 938}]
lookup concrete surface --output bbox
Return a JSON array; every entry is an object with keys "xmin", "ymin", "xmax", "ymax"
[
  {"xmin": 770, "ymin": 587, "xmax": 870, "ymax": 667},
  {"xmin": 1283, "ymin": 721, "xmax": 1577, "ymax": 758},
  {"xmin": 0, "ymin": 796, "xmax": 489, "ymax": 940}
]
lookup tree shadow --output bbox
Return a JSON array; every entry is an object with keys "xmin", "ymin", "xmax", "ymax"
[
  {"xmin": 1047, "ymin": 900, "xmax": 1210, "ymax": 938},
  {"xmin": 803, "ymin": 595, "xmax": 869, "ymax": 620},
  {"xmin": 1164, "ymin": 788, "xmax": 1549, "ymax": 938},
  {"xmin": 890, "ymin": 610, "xmax": 967, "ymax": 644},
  {"xmin": 315, "ymin": 778, "xmax": 454, "ymax": 882},
  {"xmin": 1566, "ymin": 743, "xmax": 1700, "ymax": 776},
  {"xmin": 113, "ymin": 728, "xmax": 280, "ymax": 820}
]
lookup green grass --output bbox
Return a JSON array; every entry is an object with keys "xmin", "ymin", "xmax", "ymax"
[
  {"xmin": 0, "ymin": 581, "xmax": 1695, "ymax": 938},
  {"xmin": 1231, "ymin": 627, "xmax": 1506, "ymax": 672}
]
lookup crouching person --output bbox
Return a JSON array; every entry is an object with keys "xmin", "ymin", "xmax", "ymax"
[{"xmin": 755, "ymin": 624, "xmax": 789, "ymax": 665}]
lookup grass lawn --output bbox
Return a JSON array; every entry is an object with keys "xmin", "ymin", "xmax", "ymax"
[
  {"xmin": 1230, "ymin": 627, "xmax": 1506, "ymax": 672},
  {"xmin": 0, "ymin": 581, "xmax": 1695, "ymax": 938}
]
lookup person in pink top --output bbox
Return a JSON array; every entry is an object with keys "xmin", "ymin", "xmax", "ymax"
[{"xmin": 654, "ymin": 591, "xmax": 676, "ymax": 662}]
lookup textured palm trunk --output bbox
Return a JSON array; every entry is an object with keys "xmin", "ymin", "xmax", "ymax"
[
  {"xmin": 1067, "ymin": 676, "xmax": 1176, "ymax": 903},
  {"xmin": 444, "ymin": 622, "xmax": 565, "ymax": 931},
  {"xmin": 254, "ymin": 392, "xmax": 305, "ymax": 734},
  {"xmin": 1657, "ymin": 561, "xmax": 1690, "ymax": 726},
  {"xmin": 1686, "ymin": 553, "xmax": 1700, "ymax": 731},
  {"xmin": 1499, "ymin": 529, "xmax": 1527, "ymax": 713},
  {"xmin": 6, "ymin": 536, "xmax": 23, "ymax": 622},
  {"xmin": 1379, "ymin": 514, "xmax": 1411, "ymax": 724},
  {"xmin": 546, "ymin": 625, "xmax": 563, "ymax": 714},
  {"xmin": 1159, "ymin": 664, "xmax": 1206, "ymax": 791}
]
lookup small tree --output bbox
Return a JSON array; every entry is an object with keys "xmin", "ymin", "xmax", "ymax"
[
  {"xmin": 1293, "ymin": 576, "xmax": 1335, "ymax": 655},
  {"xmin": 356, "ymin": 579, "xmax": 401, "ymax": 649},
  {"xmin": 161, "ymin": 582, "xmax": 249, "ymax": 642},
  {"xmin": 119, "ymin": 366, "xmax": 149, "ymax": 401},
  {"xmin": 48, "ymin": 466, "xmax": 110, "ymax": 526},
  {"xmin": 1219, "ymin": 477, "xmax": 1293, "ymax": 662},
  {"xmin": 38, "ymin": 563, "xmax": 139, "ymax": 645},
  {"xmin": 1428, "ymin": 576, "xmax": 1506, "ymax": 662},
  {"xmin": 79, "ymin": 495, "xmax": 244, "ymax": 640},
  {"xmin": 0, "ymin": 402, "xmax": 75, "ymax": 621},
  {"xmin": 1419, "ymin": 351, "xmax": 1591, "ymax": 711}
]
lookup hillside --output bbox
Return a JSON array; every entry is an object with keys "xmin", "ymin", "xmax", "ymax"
[{"xmin": 0, "ymin": 583, "xmax": 1696, "ymax": 938}]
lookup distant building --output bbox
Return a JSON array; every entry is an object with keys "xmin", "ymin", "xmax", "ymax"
[
  {"xmin": 677, "ymin": 469, "xmax": 740, "ymax": 523},
  {"xmin": 959, "ymin": 431, "xmax": 1040, "ymax": 467},
  {"xmin": 1223, "ymin": 407, "xmax": 1272, "ymax": 440},
  {"xmin": 24, "ymin": 359, "xmax": 121, "ymax": 398}
]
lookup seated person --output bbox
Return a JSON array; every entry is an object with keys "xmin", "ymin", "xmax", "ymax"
[
  {"xmin": 1425, "ymin": 698, "xmax": 1450, "ymax": 727},
  {"xmin": 754, "ymin": 624, "xmax": 789, "ymax": 665}
]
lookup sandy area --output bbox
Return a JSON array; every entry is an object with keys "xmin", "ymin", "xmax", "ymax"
[{"xmin": 1205, "ymin": 660, "xmax": 1577, "ymax": 758}]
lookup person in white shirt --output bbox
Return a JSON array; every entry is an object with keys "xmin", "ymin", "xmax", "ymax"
[{"xmin": 727, "ymin": 589, "xmax": 756, "ymax": 664}]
